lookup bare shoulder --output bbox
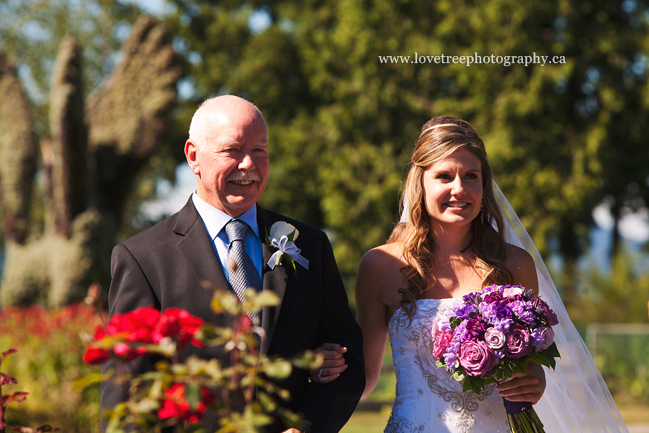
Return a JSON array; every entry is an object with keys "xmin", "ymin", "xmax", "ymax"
[
  {"xmin": 356, "ymin": 242, "xmax": 406, "ymax": 301},
  {"xmin": 504, "ymin": 244, "xmax": 539, "ymax": 294}
]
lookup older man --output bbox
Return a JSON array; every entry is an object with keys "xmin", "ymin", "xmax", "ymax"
[{"xmin": 100, "ymin": 95, "xmax": 365, "ymax": 432}]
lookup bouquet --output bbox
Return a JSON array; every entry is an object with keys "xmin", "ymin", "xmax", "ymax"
[{"xmin": 432, "ymin": 285, "xmax": 560, "ymax": 433}]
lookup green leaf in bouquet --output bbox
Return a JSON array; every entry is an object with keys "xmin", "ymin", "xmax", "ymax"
[
  {"xmin": 451, "ymin": 370, "xmax": 465, "ymax": 382},
  {"xmin": 72, "ymin": 372, "xmax": 102, "ymax": 392},
  {"xmin": 462, "ymin": 375, "xmax": 488, "ymax": 394},
  {"xmin": 526, "ymin": 351, "xmax": 557, "ymax": 370},
  {"xmin": 512, "ymin": 358, "xmax": 529, "ymax": 375},
  {"xmin": 542, "ymin": 342, "xmax": 560, "ymax": 359}
]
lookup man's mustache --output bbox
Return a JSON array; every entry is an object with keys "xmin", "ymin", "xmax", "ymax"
[{"xmin": 226, "ymin": 171, "xmax": 261, "ymax": 182}]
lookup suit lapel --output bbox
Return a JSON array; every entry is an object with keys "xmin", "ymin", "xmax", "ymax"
[
  {"xmin": 257, "ymin": 206, "xmax": 288, "ymax": 354},
  {"xmin": 173, "ymin": 199, "xmax": 231, "ymax": 305}
]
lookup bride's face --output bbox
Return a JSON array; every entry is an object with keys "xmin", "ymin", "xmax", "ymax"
[{"xmin": 422, "ymin": 148, "xmax": 483, "ymax": 229}]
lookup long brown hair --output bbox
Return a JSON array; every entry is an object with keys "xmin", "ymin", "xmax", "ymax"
[{"xmin": 388, "ymin": 116, "xmax": 513, "ymax": 318}]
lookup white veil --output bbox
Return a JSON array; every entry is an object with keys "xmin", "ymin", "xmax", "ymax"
[{"xmin": 401, "ymin": 180, "xmax": 629, "ymax": 432}]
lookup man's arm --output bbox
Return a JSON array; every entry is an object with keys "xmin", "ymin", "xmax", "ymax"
[
  {"xmin": 100, "ymin": 243, "xmax": 160, "ymax": 432},
  {"xmin": 297, "ymin": 232, "xmax": 365, "ymax": 433}
]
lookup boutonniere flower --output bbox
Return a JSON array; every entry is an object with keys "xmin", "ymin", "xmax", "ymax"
[{"xmin": 266, "ymin": 222, "xmax": 309, "ymax": 271}]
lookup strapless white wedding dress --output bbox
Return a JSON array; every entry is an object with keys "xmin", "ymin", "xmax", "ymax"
[{"xmin": 385, "ymin": 298, "xmax": 510, "ymax": 433}]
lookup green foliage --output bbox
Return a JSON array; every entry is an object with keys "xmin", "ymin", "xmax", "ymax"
[
  {"xmin": 1, "ymin": 210, "xmax": 115, "ymax": 307},
  {"xmin": 589, "ymin": 329, "xmax": 649, "ymax": 404},
  {"xmin": 569, "ymin": 248, "xmax": 649, "ymax": 324},
  {"xmin": 0, "ymin": 303, "xmax": 103, "ymax": 432},
  {"xmin": 167, "ymin": 0, "xmax": 649, "ymax": 288},
  {"xmin": 0, "ymin": 0, "xmax": 143, "ymax": 132}
]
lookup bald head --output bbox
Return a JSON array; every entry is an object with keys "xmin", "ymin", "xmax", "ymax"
[
  {"xmin": 189, "ymin": 95, "xmax": 266, "ymax": 147},
  {"xmin": 185, "ymin": 95, "xmax": 269, "ymax": 217}
]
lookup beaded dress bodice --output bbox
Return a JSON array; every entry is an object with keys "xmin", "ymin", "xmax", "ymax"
[{"xmin": 385, "ymin": 298, "xmax": 511, "ymax": 433}]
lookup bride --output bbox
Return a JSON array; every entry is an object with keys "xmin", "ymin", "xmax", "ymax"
[{"xmin": 317, "ymin": 116, "xmax": 628, "ymax": 432}]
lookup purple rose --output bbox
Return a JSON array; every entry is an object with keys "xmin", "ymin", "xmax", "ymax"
[
  {"xmin": 484, "ymin": 327, "xmax": 506, "ymax": 350},
  {"xmin": 534, "ymin": 298, "xmax": 559, "ymax": 326},
  {"xmin": 531, "ymin": 326, "xmax": 555, "ymax": 352},
  {"xmin": 505, "ymin": 324, "xmax": 532, "ymax": 359},
  {"xmin": 459, "ymin": 340, "xmax": 497, "ymax": 377}
]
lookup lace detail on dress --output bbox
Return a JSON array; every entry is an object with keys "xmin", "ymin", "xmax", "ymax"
[{"xmin": 385, "ymin": 299, "xmax": 511, "ymax": 433}]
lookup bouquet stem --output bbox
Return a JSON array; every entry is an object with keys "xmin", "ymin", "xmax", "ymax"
[{"xmin": 503, "ymin": 399, "xmax": 544, "ymax": 433}]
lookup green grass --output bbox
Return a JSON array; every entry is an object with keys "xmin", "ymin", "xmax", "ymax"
[{"xmin": 341, "ymin": 409, "xmax": 391, "ymax": 433}]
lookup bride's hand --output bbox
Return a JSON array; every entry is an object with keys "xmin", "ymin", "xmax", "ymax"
[
  {"xmin": 309, "ymin": 343, "xmax": 348, "ymax": 384},
  {"xmin": 496, "ymin": 362, "xmax": 546, "ymax": 404}
]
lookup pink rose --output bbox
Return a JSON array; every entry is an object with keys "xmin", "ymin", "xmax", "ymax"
[
  {"xmin": 458, "ymin": 340, "xmax": 497, "ymax": 377},
  {"xmin": 433, "ymin": 328, "xmax": 454, "ymax": 359},
  {"xmin": 505, "ymin": 324, "xmax": 532, "ymax": 359}
]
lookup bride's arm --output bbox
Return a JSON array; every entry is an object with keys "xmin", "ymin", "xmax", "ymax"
[
  {"xmin": 499, "ymin": 244, "xmax": 546, "ymax": 403},
  {"xmin": 355, "ymin": 248, "xmax": 391, "ymax": 399},
  {"xmin": 506, "ymin": 244, "xmax": 539, "ymax": 295}
]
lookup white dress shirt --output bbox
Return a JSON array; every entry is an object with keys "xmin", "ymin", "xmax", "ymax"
[{"xmin": 191, "ymin": 193, "xmax": 263, "ymax": 281}]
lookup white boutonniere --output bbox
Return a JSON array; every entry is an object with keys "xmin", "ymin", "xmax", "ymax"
[{"xmin": 266, "ymin": 221, "xmax": 309, "ymax": 271}]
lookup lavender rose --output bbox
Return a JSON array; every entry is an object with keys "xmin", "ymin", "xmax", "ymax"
[
  {"xmin": 503, "ymin": 285, "xmax": 525, "ymax": 298},
  {"xmin": 531, "ymin": 326, "xmax": 555, "ymax": 352},
  {"xmin": 484, "ymin": 327, "xmax": 506, "ymax": 350},
  {"xmin": 505, "ymin": 324, "xmax": 532, "ymax": 359},
  {"xmin": 458, "ymin": 340, "xmax": 497, "ymax": 377}
]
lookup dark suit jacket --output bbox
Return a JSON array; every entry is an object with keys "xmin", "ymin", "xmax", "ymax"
[{"xmin": 100, "ymin": 199, "xmax": 365, "ymax": 432}]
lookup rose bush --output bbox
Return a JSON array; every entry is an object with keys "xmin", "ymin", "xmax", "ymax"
[{"xmin": 81, "ymin": 287, "xmax": 322, "ymax": 432}]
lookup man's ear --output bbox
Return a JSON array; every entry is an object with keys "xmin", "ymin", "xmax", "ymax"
[{"xmin": 185, "ymin": 140, "xmax": 200, "ymax": 175}]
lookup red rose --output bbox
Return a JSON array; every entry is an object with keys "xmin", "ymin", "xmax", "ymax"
[
  {"xmin": 158, "ymin": 383, "xmax": 216, "ymax": 424},
  {"xmin": 83, "ymin": 345, "xmax": 110, "ymax": 365},
  {"xmin": 113, "ymin": 342, "xmax": 138, "ymax": 361}
]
